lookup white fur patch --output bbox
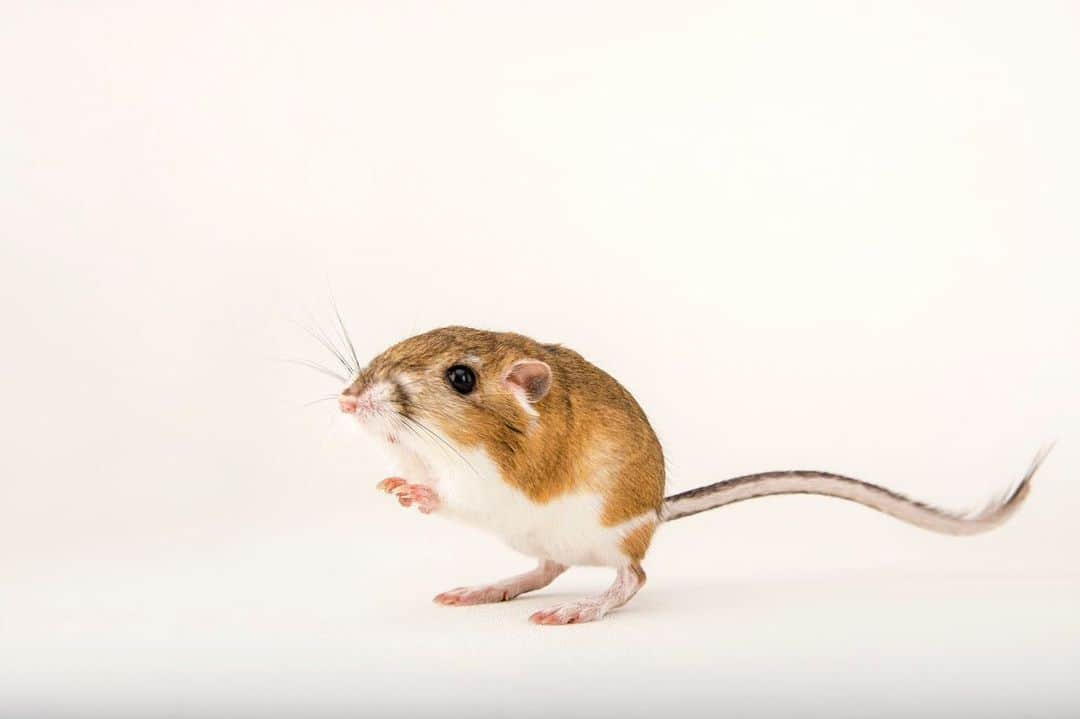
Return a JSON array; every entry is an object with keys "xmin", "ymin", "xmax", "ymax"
[
  {"xmin": 377, "ymin": 427, "xmax": 652, "ymax": 567},
  {"xmin": 506, "ymin": 386, "xmax": 539, "ymax": 417}
]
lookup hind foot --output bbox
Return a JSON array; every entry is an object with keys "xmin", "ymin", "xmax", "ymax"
[
  {"xmin": 434, "ymin": 560, "xmax": 567, "ymax": 606},
  {"xmin": 529, "ymin": 564, "xmax": 645, "ymax": 625}
]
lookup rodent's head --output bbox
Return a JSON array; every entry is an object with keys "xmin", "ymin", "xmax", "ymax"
[{"xmin": 338, "ymin": 326, "xmax": 553, "ymax": 451}]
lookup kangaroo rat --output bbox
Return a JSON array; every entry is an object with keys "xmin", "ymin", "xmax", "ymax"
[{"xmin": 328, "ymin": 325, "xmax": 1050, "ymax": 625}]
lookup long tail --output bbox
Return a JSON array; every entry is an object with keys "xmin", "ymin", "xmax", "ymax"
[{"xmin": 660, "ymin": 444, "xmax": 1054, "ymax": 535}]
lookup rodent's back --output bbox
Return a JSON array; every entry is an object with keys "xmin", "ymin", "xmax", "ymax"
[{"xmin": 533, "ymin": 342, "xmax": 666, "ymax": 525}]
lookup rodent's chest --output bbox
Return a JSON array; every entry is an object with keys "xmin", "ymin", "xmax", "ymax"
[
  {"xmin": 416, "ymin": 447, "xmax": 637, "ymax": 566},
  {"xmin": 431, "ymin": 448, "xmax": 584, "ymax": 528}
]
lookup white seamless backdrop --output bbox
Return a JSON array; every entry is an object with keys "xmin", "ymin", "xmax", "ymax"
[{"xmin": 1, "ymin": 2, "xmax": 1078, "ymax": 718}]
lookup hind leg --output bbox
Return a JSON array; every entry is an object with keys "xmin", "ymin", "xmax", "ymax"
[
  {"xmin": 529, "ymin": 513, "xmax": 655, "ymax": 624},
  {"xmin": 434, "ymin": 560, "xmax": 567, "ymax": 606},
  {"xmin": 529, "ymin": 563, "xmax": 646, "ymax": 625}
]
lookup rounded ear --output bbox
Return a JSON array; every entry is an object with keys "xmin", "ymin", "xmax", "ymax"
[{"xmin": 504, "ymin": 359, "xmax": 552, "ymax": 403}]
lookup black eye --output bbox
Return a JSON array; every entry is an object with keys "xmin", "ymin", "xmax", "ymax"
[{"xmin": 446, "ymin": 365, "xmax": 476, "ymax": 394}]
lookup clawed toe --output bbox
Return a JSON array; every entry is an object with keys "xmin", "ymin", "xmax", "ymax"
[
  {"xmin": 528, "ymin": 602, "xmax": 605, "ymax": 625},
  {"xmin": 376, "ymin": 478, "xmax": 440, "ymax": 514},
  {"xmin": 375, "ymin": 477, "xmax": 406, "ymax": 493},
  {"xmin": 526, "ymin": 565, "xmax": 643, "ymax": 625},
  {"xmin": 433, "ymin": 586, "xmax": 511, "ymax": 606}
]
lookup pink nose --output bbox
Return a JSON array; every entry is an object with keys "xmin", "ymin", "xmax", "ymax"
[{"xmin": 338, "ymin": 395, "xmax": 358, "ymax": 413}]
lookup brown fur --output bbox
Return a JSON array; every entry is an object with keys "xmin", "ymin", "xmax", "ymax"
[
  {"xmin": 620, "ymin": 522, "xmax": 657, "ymax": 563},
  {"xmin": 344, "ymin": 326, "xmax": 666, "ymax": 559}
]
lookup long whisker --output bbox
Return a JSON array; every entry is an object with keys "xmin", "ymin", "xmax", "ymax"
[
  {"xmin": 293, "ymin": 314, "xmax": 355, "ymax": 375},
  {"xmin": 303, "ymin": 394, "xmax": 341, "ymax": 407},
  {"xmin": 397, "ymin": 416, "xmax": 459, "ymax": 473},
  {"xmin": 402, "ymin": 415, "xmax": 482, "ymax": 480},
  {"xmin": 386, "ymin": 412, "xmax": 435, "ymax": 453},
  {"xmin": 310, "ymin": 315, "xmax": 357, "ymax": 374},
  {"xmin": 396, "ymin": 416, "xmax": 434, "ymax": 454},
  {"xmin": 329, "ymin": 288, "xmax": 361, "ymax": 378},
  {"xmin": 279, "ymin": 357, "xmax": 348, "ymax": 383}
]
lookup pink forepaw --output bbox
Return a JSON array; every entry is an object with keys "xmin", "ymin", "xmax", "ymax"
[
  {"xmin": 375, "ymin": 477, "xmax": 406, "ymax": 493},
  {"xmin": 376, "ymin": 477, "xmax": 440, "ymax": 514}
]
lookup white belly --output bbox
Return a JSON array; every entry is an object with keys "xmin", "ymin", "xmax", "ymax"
[{"xmin": 392, "ymin": 443, "xmax": 650, "ymax": 567}]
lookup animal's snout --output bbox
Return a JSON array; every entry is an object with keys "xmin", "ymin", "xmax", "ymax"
[
  {"xmin": 338, "ymin": 395, "xmax": 359, "ymax": 414},
  {"xmin": 338, "ymin": 379, "xmax": 390, "ymax": 418}
]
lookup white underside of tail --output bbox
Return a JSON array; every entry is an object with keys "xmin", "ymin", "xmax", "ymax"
[{"xmin": 661, "ymin": 445, "xmax": 1053, "ymax": 536}]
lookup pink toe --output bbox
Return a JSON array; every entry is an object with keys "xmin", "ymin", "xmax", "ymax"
[{"xmin": 376, "ymin": 477, "xmax": 406, "ymax": 493}]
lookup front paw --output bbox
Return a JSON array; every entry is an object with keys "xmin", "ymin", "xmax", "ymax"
[
  {"xmin": 375, "ymin": 477, "xmax": 407, "ymax": 494},
  {"xmin": 376, "ymin": 477, "xmax": 441, "ymax": 514}
]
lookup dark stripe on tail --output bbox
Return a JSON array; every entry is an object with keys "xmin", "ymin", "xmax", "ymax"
[{"xmin": 660, "ymin": 444, "xmax": 1052, "ymax": 536}]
